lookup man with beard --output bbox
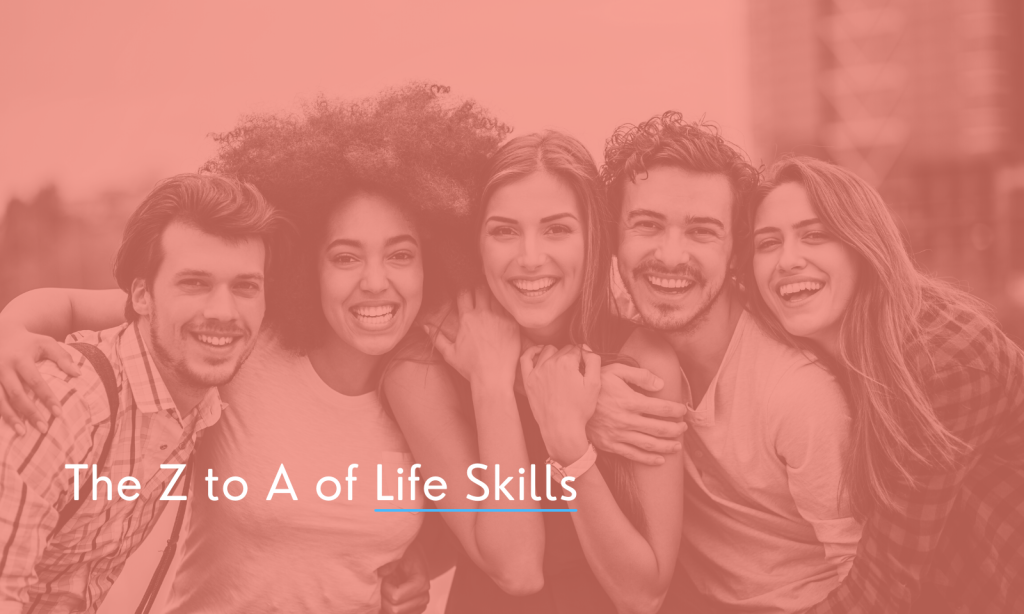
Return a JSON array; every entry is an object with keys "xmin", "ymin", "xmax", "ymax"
[
  {"xmin": 589, "ymin": 113, "xmax": 862, "ymax": 613},
  {"xmin": 0, "ymin": 174, "xmax": 286, "ymax": 613}
]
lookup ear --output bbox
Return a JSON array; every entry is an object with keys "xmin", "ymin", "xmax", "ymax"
[{"xmin": 130, "ymin": 278, "xmax": 152, "ymax": 317}]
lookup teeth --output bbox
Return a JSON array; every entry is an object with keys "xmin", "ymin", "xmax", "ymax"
[
  {"xmin": 646, "ymin": 276, "xmax": 693, "ymax": 290},
  {"xmin": 778, "ymin": 281, "xmax": 824, "ymax": 297},
  {"xmin": 511, "ymin": 278, "xmax": 556, "ymax": 292},
  {"xmin": 197, "ymin": 334, "xmax": 233, "ymax": 346},
  {"xmin": 353, "ymin": 305, "xmax": 395, "ymax": 318}
]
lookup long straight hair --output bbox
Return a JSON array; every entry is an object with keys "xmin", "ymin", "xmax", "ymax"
[
  {"xmin": 744, "ymin": 156, "xmax": 975, "ymax": 517},
  {"xmin": 476, "ymin": 131, "xmax": 648, "ymax": 533}
]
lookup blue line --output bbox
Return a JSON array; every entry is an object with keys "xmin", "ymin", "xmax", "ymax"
[{"xmin": 374, "ymin": 508, "xmax": 576, "ymax": 513}]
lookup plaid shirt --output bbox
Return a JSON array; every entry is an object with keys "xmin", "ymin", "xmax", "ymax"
[
  {"xmin": 0, "ymin": 323, "xmax": 223, "ymax": 614},
  {"xmin": 808, "ymin": 301, "xmax": 1024, "ymax": 614}
]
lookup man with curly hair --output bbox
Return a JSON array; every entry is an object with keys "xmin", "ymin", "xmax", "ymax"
[{"xmin": 588, "ymin": 113, "xmax": 862, "ymax": 613}]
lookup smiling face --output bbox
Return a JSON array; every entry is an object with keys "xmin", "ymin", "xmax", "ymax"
[
  {"xmin": 133, "ymin": 221, "xmax": 265, "ymax": 392},
  {"xmin": 752, "ymin": 182, "xmax": 861, "ymax": 348},
  {"xmin": 480, "ymin": 171, "xmax": 585, "ymax": 341},
  {"xmin": 318, "ymin": 193, "xmax": 423, "ymax": 356},
  {"xmin": 616, "ymin": 166, "xmax": 734, "ymax": 332}
]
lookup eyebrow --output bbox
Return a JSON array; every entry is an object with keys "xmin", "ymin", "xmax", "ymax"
[
  {"xmin": 627, "ymin": 209, "xmax": 725, "ymax": 230},
  {"xmin": 174, "ymin": 269, "xmax": 264, "ymax": 281},
  {"xmin": 753, "ymin": 217, "xmax": 822, "ymax": 236},
  {"xmin": 484, "ymin": 213, "xmax": 578, "ymax": 225},
  {"xmin": 326, "ymin": 234, "xmax": 419, "ymax": 250}
]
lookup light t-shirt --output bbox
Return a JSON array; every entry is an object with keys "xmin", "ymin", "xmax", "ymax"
[
  {"xmin": 163, "ymin": 334, "xmax": 423, "ymax": 614},
  {"xmin": 680, "ymin": 311, "xmax": 861, "ymax": 613}
]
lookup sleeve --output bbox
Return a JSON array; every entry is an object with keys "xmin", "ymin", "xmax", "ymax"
[
  {"xmin": 806, "ymin": 365, "xmax": 1000, "ymax": 614},
  {"xmin": 769, "ymin": 362, "xmax": 862, "ymax": 580},
  {"xmin": 0, "ymin": 361, "xmax": 105, "ymax": 608}
]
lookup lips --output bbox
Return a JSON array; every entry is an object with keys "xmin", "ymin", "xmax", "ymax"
[
  {"xmin": 645, "ymin": 275, "xmax": 694, "ymax": 293},
  {"xmin": 190, "ymin": 331, "xmax": 243, "ymax": 349},
  {"xmin": 509, "ymin": 277, "xmax": 558, "ymax": 298},
  {"xmin": 777, "ymin": 280, "xmax": 825, "ymax": 303},
  {"xmin": 350, "ymin": 303, "xmax": 398, "ymax": 330}
]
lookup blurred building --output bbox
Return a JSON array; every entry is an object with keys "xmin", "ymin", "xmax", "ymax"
[{"xmin": 749, "ymin": 0, "xmax": 1024, "ymax": 339}]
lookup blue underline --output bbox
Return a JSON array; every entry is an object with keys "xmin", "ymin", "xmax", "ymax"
[{"xmin": 374, "ymin": 508, "xmax": 576, "ymax": 513}]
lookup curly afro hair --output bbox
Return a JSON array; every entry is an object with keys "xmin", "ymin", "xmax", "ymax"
[
  {"xmin": 203, "ymin": 83, "xmax": 511, "ymax": 350},
  {"xmin": 601, "ymin": 111, "xmax": 760, "ymax": 244}
]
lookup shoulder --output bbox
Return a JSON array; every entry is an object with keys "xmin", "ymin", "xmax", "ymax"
[
  {"xmin": 912, "ymin": 299, "xmax": 1022, "ymax": 378},
  {"xmin": 50, "ymin": 324, "xmax": 131, "ymax": 427},
  {"xmin": 620, "ymin": 327, "xmax": 684, "ymax": 401}
]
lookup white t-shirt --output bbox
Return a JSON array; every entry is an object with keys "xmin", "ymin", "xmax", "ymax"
[
  {"xmin": 163, "ymin": 334, "xmax": 423, "ymax": 614},
  {"xmin": 680, "ymin": 311, "xmax": 862, "ymax": 613}
]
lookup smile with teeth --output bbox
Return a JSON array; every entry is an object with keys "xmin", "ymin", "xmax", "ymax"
[
  {"xmin": 510, "ymin": 277, "xmax": 557, "ymax": 297},
  {"xmin": 646, "ymin": 275, "xmax": 694, "ymax": 291},
  {"xmin": 195, "ymin": 333, "xmax": 236, "ymax": 347},
  {"xmin": 352, "ymin": 304, "xmax": 396, "ymax": 321},
  {"xmin": 778, "ymin": 280, "xmax": 825, "ymax": 301}
]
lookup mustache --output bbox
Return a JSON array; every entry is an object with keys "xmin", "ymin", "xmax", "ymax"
[
  {"xmin": 631, "ymin": 261, "xmax": 705, "ymax": 284},
  {"xmin": 186, "ymin": 323, "xmax": 250, "ymax": 337}
]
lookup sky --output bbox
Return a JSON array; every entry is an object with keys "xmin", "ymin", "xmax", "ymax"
[{"xmin": 0, "ymin": 0, "xmax": 751, "ymax": 204}]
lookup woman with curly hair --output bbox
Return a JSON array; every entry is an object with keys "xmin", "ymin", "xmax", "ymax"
[
  {"xmin": 0, "ymin": 84, "xmax": 546, "ymax": 613},
  {"xmin": 429, "ymin": 131, "xmax": 687, "ymax": 614}
]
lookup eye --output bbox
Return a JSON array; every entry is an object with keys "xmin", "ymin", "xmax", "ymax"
[
  {"xmin": 632, "ymin": 219, "xmax": 662, "ymax": 231},
  {"xmin": 233, "ymin": 281, "xmax": 262, "ymax": 296},
  {"xmin": 803, "ymin": 230, "xmax": 830, "ymax": 243},
  {"xmin": 690, "ymin": 227, "xmax": 718, "ymax": 238},
  {"xmin": 488, "ymin": 225, "xmax": 517, "ymax": 238},
  {"xmin": 179, "ymin": 278, "xmax": 208, "ymax": 289},
  {"xmin": 755, "ymin": 237, "xmax": 781, "ymax": 251},
  {"xmin": 545, "ymin": 224, "xmax": 573, "ymax": 236},
  {"xmin": 329, "ymin": 253, "xmax": 359, "ymax": 265},
  {"xmin": 389, "ymin": 250, "xmax": 416, "ymax": 262}
]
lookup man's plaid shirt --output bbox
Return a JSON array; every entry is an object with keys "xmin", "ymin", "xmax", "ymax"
[
  {"xmin": 808, "ymin": 301, "xmax": 1024, "ymax": 614},
  {"xmin": 0, "ymin": 323, "xmax": 223, "ymax": 614}
]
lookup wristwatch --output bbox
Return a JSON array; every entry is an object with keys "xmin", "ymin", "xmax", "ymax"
[{"xmin": 547, "ymin": 443, "xmax": 598, "ymax": 481}]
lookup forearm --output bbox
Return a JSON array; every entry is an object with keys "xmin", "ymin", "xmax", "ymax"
[
  {"xmin": 0, "ymin": 288, "xmax": 125, "ymax": 338},
  {"xmin": 467, "ymin": 378, "xmax": 545, "ymax": 593}
]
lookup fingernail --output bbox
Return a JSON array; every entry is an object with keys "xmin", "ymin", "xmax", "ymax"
[
  {"xmin": 656, "ymin": 456, "xmax": 665, "ymax": 465},
  {"xmin": 674, "ymin": 443, "xmax": 682, "ymax": 451},
  {"xmin": 49, "ymin": 403, "xmax": 62, "ymax": 416},
  {"xmin": 14, "ymin": 423, "xmax": 26, "ymax": 436},
  {"xmin": 36, "ymin": 421, "xmax": 49, "ymax": 433}
]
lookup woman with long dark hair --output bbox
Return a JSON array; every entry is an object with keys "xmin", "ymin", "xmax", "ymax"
[{"xmin": 746, "ymin": 155, "xmax": 1024, "ymax": 613}]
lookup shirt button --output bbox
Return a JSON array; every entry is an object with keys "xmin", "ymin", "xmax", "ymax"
[{"xmin": 160, "ymin": 445, "xmax": 168, "ymax": 450}]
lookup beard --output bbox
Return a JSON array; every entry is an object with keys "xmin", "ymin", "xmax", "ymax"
[
  {"xmin": 625, "ymin": 259, "xmax": 727, "ymax": 334},
  {"xmin": 147, "ymin": 305, "xmax": 255, "ymax": 391}
]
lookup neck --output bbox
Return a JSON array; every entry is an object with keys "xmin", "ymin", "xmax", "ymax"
[
  {"xmin": 663, "ymin": 287, "xmax": 744, "ymax": 405},
  {"xmin": 307, "ymin": 334, "xmax": 383, "ymax": 396},
  {"xmin": 808, "ymin": 326, "xmax": 841, "ymax": 362},
  {"xmin": 522, "ymin": 315, "xmax": 571, "ymax": 348}
]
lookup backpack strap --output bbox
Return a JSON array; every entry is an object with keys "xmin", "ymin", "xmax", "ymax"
[
  {"xmin": 136, "ymin": 454, "xmax": 193, "ymax": 614},
  {"xmin": 52, "ymin": 342, "xmax": 120, "ymax": 536}
]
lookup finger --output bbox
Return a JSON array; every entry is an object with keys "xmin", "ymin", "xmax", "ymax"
[
  {"xmin": 535, "ymin": 345, "xmax": 560, "ymax": 367},
  {"xmin": 385, "ymin": 594, "xmax": 430, "ymax": 614},
  {"xmin": 621, "ymin": 430, "xmax": 682, "ymax": 455},
  {"xmin": 43, "ymin": 339, "xmax": 80, "ymax": 378},
  {"xmin": 18, "ymin": 362, "xmax": 62, "ymax": 417},
  {"xmin": 623, "ymin": 414, "xmax": 688, "ymax": 440},
  {"xmin": 605, "ymin": 442, "xmax": 667, "ymax": 466},
  {"xmin": 0, "ymin": 372, "xmax": 49, "ymax": 432},
  {"xmin": 424, "ymin": 325, "xmax": 456, "ymax": 365},
  {"xmin": 582, "ymin": 350, "xmax": 602, "ymax": 383},
  {"xmin": 0, "ymin": 395, "xmax": 28, "ymax": 436},
  {"xmin": 456, "ymin": 289, "xmax": 474, "ymax": 315},
  {"xmin": 519, "ymin": 345, "xmax": 543, "ymax": 378},
  {"xmin": 385, "ymin": 575, "xmax": 429, "ymax": 603},
  {"xmin": 605, "ymin": 363, "xmax": 664, "ymax": 392},
  {"xmin": 631, "ymin": 398, "xmax": 689, "ymax": 420}
]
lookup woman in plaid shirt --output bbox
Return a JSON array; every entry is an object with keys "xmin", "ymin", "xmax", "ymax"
[{"xmin": 747, "ymin": 156, "xmax": 1024, "ymax": 614}]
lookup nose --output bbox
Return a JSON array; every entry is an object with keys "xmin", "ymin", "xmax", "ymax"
[
  {"xmin": 359, "ymin": 259, "xmax": 389, "ymax": 294},
  {"xmin": 777, "ymin": 237, "xmax": 807, "ymax": 272},
  {"xmin": 203, "ymin": 284, "xmax": 241, "ymax": 322},
  {"xmin": 653, "ymin": 227, "xmax": 691, "ymax": 269},
  {"xmin": 516, "ymin": 233, "xmax": 546, "ymax": 269}
]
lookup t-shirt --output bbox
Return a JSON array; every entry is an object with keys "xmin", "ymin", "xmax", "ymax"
[
  {"xmin": 678, "ymin": 311, "xmax": 862, "ymax": 613},
  {"xmin": 162, "ymin": 334, "xmax": 422, "ymax": 614}
]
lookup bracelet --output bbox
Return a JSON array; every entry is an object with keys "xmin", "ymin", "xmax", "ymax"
[{"xmin": 547, "ymin": 442, "xmax": 598, "ymax": 481}]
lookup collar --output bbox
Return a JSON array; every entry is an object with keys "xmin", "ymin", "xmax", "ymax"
[
  {"xmin": 116, "ymin": 322, "xmax": 225, "ymax": 429},
  {"xmin": 682, "ymin": 310, "xmax": 751, "ymax": 429}
]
